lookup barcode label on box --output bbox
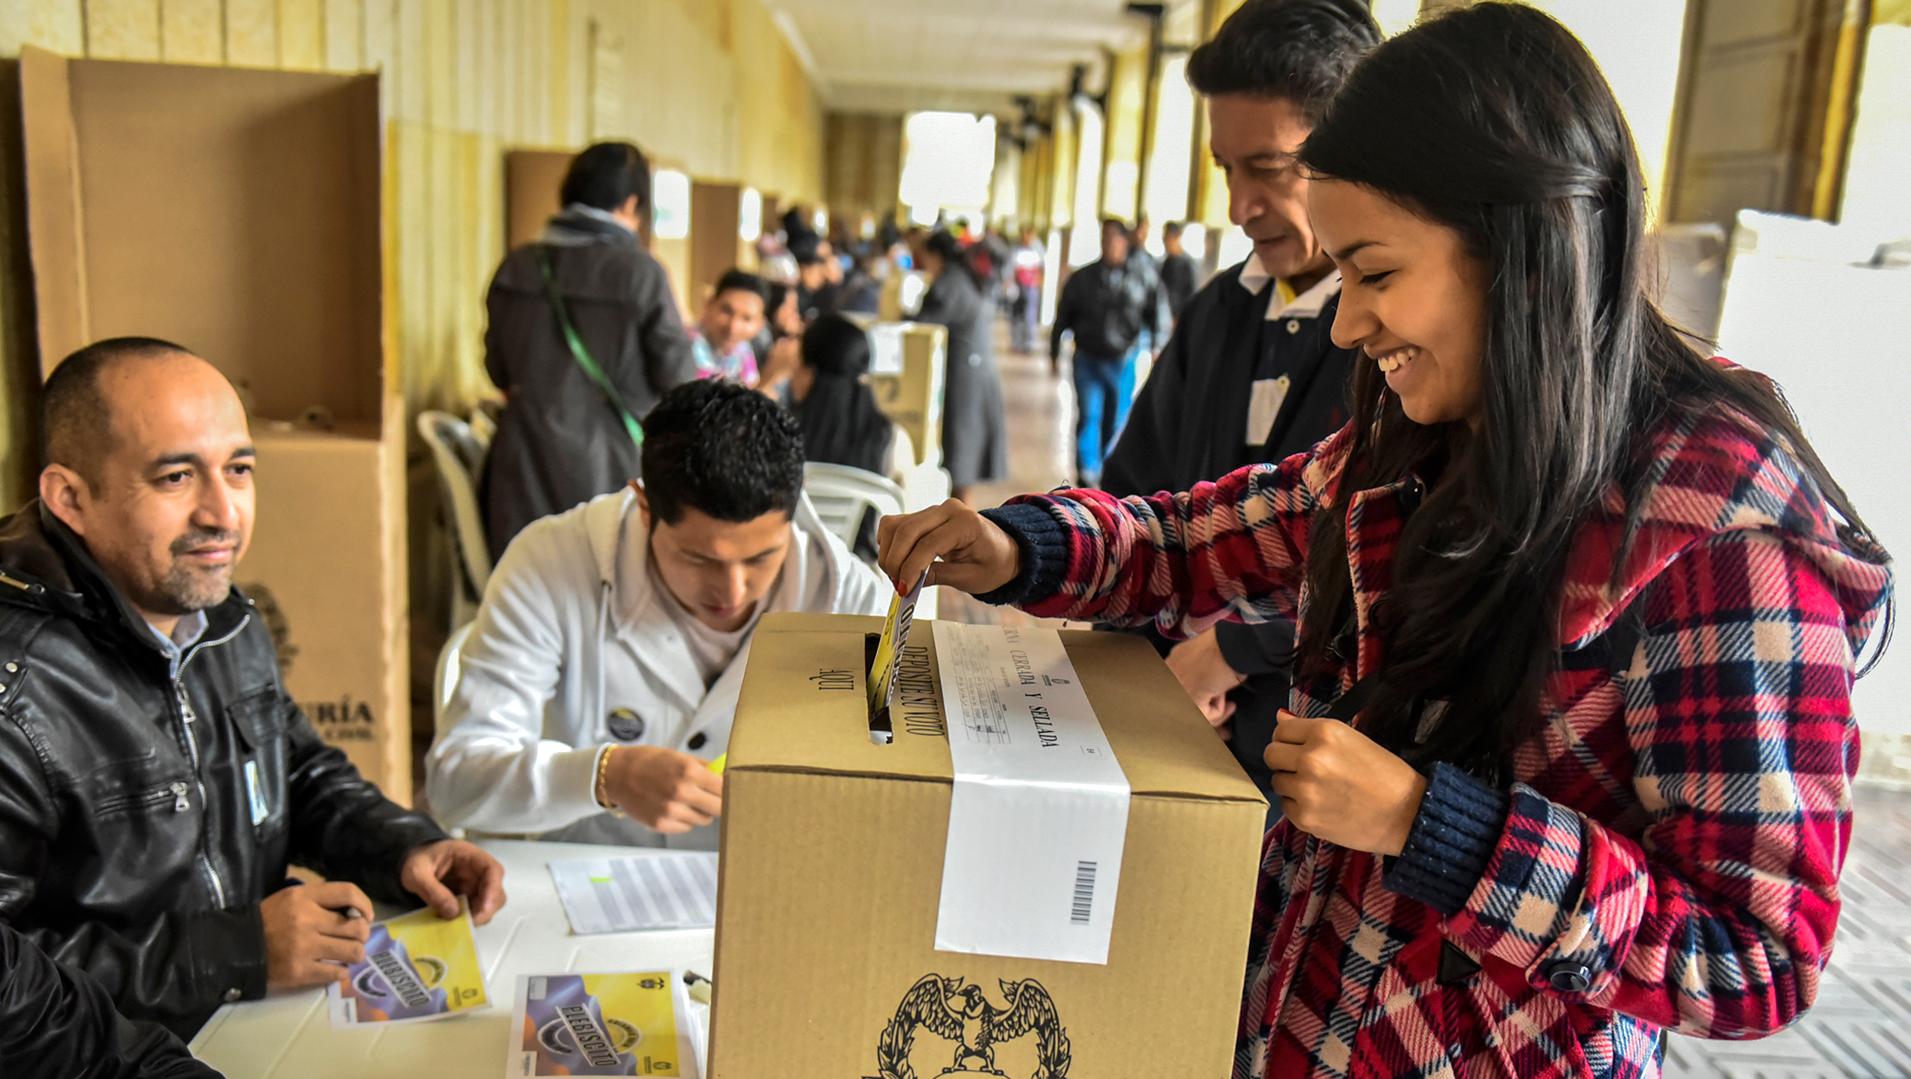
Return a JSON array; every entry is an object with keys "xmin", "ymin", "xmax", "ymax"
[
  {"xmin": 1070, "ymin": 861, "xmax": 1097, "ymax": 925},
  {"xmin": 935, "ymin": 622, "xmax": 1130, "ymax": 966}
]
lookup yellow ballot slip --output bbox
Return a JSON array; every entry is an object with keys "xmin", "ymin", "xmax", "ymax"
[
  {"xmin": 327, "ymin": 903, "xmax": 488, "ymax": 1026},
  {"xmin": 864, "ymin": 569, "xmax": 928, "ymax": 736},
  {"xmin": 509, "ymin": 971, "xmax": 700, "ymax": 1077}
]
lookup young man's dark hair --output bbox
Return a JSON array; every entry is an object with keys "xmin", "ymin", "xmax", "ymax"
[
  {"xmin": 1100, "ymin": 216, "xmax": 1130, "ymax": 236},
  {"xmin": 640, "ymin": 379, "xmax": 804, "ymax": 525},
  {"xmin": 1186, "ymin": 0, "xmax": 1380, "ymax": 121},
  {"xmin": 1162, "ymin": 220, "xmax": 1185, "ymax": 240},
  {"xmin": 713, "ymin": 268, "xmax": 769, "ymax": 305},
  {"xmin": 560, "ymin": 141, "xmax": 652, "ymax": 214},
  {"xmin": 40, "ymin": 336, "xmax": 192, "ymax": 479}
]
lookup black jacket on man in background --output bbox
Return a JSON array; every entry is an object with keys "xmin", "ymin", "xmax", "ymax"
[
  {"xmin": 1049, "ymin": 258, "xmax": 1162, "ymax": 362},
  {"xmin": 1160, "ymin": 250, "xmax": 1200, "ymax": 318},
  {"xmin": 481, "ymin": 207, "xmax": 698, "ymax": 561},
  {"xmin": 1101, "ymin": 260, "xmax": 1355, "ymax": 816},
  {"xmin": 0, "ymin": 504, "xmax": 448, "ymax": 1039}
]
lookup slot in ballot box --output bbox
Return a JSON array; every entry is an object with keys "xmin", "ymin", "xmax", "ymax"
[{"xmin": 708, "ymin": 613, "xmax": 1266, "ymax": 1078}]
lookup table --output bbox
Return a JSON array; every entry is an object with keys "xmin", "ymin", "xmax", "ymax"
[{"xmin": 188, "ymin": 840, "xmax": 716, "ymax": 1078}]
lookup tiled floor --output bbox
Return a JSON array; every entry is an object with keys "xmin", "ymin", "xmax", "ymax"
[{"xmin": 973, "ymin": 326, "xmax": 1911, "ymax": 1078}]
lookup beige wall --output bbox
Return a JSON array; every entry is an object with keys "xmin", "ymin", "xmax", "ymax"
[{"xmin": 0, "ymin": 0, "xmax": 825, "ymax": 509}]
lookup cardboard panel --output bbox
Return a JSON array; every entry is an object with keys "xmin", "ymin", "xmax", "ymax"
[
  {"xmin": 689, "ymin": 178, "xmax": 743, "ymax": 308},
  {"xmin": 503, "ymin": 148, "xmax": 571, "ymax": 252},
  {"xmin": 21, "ymin": 50, "xmax": 385, "ymax": 424},
  {"xmin": 17, "ymin": 48, "xmax": 88, "ymax": 364},
  {"xmin": 241, "ymin": 421, "xmax": 411, "ymax": 804},
  {"xmin": 868, "ymin": 324, "xmax": 945, "ymax": 469}
]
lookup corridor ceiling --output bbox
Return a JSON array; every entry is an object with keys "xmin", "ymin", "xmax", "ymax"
[{"xmin": 767, "ymin": 0, "xmax": 1152, "ymax": 116}]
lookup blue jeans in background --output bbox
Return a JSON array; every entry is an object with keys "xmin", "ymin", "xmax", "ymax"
[
  {"xmin": 1071, "ymin": 342, "xmax": 1139, "ymax": 487},
  {"xmin": 1010, "ymin": 286, "xmax": 1040, "ymax": 352}
]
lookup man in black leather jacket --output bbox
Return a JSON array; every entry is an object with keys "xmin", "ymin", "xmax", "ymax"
[
  {"xmin": 2, "ymin": 922, "xmax": 221, "ymax": 1078},
  {"xmin": 0, "ymin": 338, "xmax": 507, "ymax": 1040}
]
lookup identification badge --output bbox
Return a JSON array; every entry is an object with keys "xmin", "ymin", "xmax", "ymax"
[
  {"xmin": 1246, "ymin": 375, "xmax": 1291, "ymax": 447},
  {"xmin": 244, "ymin": 758, "xmax": 270, "ymax": 825}
]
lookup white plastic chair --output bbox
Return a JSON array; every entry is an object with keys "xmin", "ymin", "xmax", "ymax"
[
  {"xmin": 805, "ymin": 462, "xmax": 940, "ymax": 619},
  {"xmin": 417, "ymin": 410, "xmax": 494, "ymax": 630},
  {"xmin": 882, "ymin": 425, "xmax": 953, "ymax": 514},
  {"xmin": 804, "ymin": 462, "xmax": 905, "ymax": 550}
]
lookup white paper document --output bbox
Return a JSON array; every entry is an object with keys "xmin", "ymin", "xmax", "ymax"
[
  {"xmin": 932, "ymin": 622, "xmax": 1131, "ymax": 966},
  {"xmin": 548, "ymin": 854, "xmax": 719, "ymax": 936},
  {"xmin": 1246, "ymin": 374, "xmax": 1291, "ymax": 447}
]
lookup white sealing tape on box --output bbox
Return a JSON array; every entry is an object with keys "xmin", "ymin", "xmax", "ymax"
[{"xmin": 933, "ymin": 622, "xmax": 1130, "ymax": 965}]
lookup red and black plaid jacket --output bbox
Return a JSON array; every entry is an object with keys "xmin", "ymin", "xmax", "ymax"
[{"xmin": 981, "ymin": 402, "xmax": 1893, "ymax": 1078}]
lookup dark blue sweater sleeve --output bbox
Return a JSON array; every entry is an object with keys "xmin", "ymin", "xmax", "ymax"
[{"xmin": 1383, "ymin": 762, "xmax": 1510, "ymax": 916}]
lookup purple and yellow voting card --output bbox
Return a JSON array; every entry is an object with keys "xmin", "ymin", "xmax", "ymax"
[
  {"xmin": 325, "ymin": 905, "xmax": 488, "ymax": 1026},
  {"xmin": 509, "ymin": 972, "xmax": 697, "ymax": 1077}
]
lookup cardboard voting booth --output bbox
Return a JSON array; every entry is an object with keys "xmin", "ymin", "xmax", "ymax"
[
  {"xmin": 18, "ymin": 49, "xmax": 413, "ymax": 802},
  {"xmin": 709, "ymin": 614, "xmax": 1266, "ymax": 1077},
  {"xmin": 867, "ymin": 322, "xmax": 947, "ymax": 470}
]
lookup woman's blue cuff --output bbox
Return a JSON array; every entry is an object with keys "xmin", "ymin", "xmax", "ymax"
[
  {"xmin": 975, "ymin": 502, "xmax": 1069, "ymax": 607},
  {"xmin": 1383, "ymin": 761, "xmax": 1508, "ymax": 916}
]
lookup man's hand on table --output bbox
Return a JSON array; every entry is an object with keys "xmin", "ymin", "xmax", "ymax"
[
  {"xmin": 400, "ymin": 838, "xmax": 508, "ymax": 925},
  {"xmin": 604, "ymin": 746, "xmax": 724, "ymax": 834},
  {"xmin": 261, "ymin": 880, "xmax": 372, "ymax": 990}
]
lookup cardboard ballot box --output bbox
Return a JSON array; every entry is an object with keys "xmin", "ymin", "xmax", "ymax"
[
  {"xmin": 709, "ymin": 614, "xmax": 1267, "ymax": 1078},
  {"xmin": 18, "ymin": 49, "xmax": 412, "ymax": 802}
]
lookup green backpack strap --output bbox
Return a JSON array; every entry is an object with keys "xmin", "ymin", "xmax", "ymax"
[{"xmin": 536, "ymin": 246, "xmax": 645, "ymax": 448}]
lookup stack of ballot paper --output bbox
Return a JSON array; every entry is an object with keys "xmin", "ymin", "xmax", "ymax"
[{"xmin": 548, "ymin": 853, "xmax": 719, "ymax": 936}]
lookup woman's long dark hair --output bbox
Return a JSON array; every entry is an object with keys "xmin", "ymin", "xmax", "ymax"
[
  {"xmin": 1294, "ymin": 3, "xmax": 1888, "ymax": 773},
  {"xmin": 793, "ymin": 314, "xmax": 893, "ymax": 475}
]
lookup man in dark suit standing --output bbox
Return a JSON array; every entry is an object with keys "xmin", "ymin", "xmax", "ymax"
[{"xmin": 1101, "ymin": 0, "xmax": 1381, "ymax": 821}]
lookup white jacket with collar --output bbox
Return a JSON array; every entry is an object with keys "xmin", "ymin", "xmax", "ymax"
[{"xmin": 425, "ymin": 487, "xmax": 890, "ymax": 848}]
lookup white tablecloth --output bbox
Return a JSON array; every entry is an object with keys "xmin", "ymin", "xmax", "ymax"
[{"xmin": 187, "ymin": 840, "xmax": 716, "ymax": 1078}]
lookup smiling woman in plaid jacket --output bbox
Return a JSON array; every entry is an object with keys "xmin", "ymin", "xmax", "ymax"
[{"xmin": 879, "ymin": 5, "xmax": 1895, "ymax": 1077}]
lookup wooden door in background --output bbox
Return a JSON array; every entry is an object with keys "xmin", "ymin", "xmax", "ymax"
[{"xmin": 1666, "ymin": 0, "xmax": 1869, "ymax": 225}]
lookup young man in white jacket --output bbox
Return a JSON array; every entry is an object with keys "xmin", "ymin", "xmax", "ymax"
[{"xmin": 427, "ymin": 380, "xmax": 892, "ymax": 848}]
